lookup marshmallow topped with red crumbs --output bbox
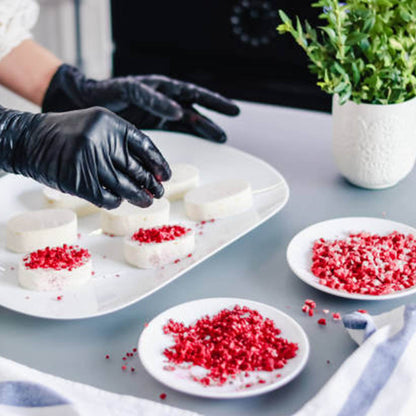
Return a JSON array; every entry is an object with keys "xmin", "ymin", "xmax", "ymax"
[
  {"xmin": 18, "ymin": 245, "xmax": 92, "ymax": 291},
  {"xmin": 123, "ymin": 225, "xmax": 195, "ymax": 268}
]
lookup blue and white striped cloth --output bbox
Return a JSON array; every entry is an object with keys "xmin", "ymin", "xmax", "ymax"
[
  {"xmin": 295, "ymin": 304, "xmax": 416, "ymax": 416},
  {"xmin": 0, "ymin": 356, "xmax": 200, "ymax": 416}
]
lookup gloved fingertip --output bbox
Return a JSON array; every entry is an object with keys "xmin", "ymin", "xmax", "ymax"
[
  {"xmin": 157, "ymin": 164, "xmax": 172, "ymax": 182},
  {"xmin": 129, "ymin": 197, "xmax": 153, "ymax": 208},
  {"xmin": 215, "ymin": 133, "xmax": 227, "ymax": 144},
  {"xmin": 165, "ymin": 102, "xmax": 183, "ymax": 120},
  {"xmin": 229, "ymin": 104, "xmax": 240, "ymax": 116}
]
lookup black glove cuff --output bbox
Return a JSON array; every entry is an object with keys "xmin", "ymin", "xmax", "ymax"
[{"xmin": 42, "ymin": 64, "xmax": 88, "ymax": 113}]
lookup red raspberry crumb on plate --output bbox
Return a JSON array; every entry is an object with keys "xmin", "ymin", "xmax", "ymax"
[
  {"xmin": 317, "ymin": 318, "xmax": 327, "ymax": 326},
  {"xmin": 311, "ymin": 232, "xmax": 416, "ymax": 296},
  {"xmin": 162, "ymin": 305, "xmax": 298, "ymax": 386}
]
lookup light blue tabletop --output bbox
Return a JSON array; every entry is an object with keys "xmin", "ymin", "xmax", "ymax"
[{"xmin": 1, "ymin": 101, "xmax": 415, "ymax": 415}]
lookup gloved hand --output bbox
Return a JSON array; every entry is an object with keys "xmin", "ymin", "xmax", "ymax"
[
  {"xmin": 0, "ymin": 105, "xmax": 170, "ymax": 209},
  {"xmin": 42, "ymin": 64, "xmax": 240, "ymax": 143}
]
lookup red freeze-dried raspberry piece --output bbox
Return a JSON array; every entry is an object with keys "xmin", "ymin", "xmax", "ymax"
[
  {"xmin": 131, "ymin": 225, "xmax": 191, "ymax": 244},
  {"xmin": 317, "ymin": 318, "xmax": 327, "ymax": 326},
  {"xmin": 23, "ymin": 245, "xmax": 90, "ymax": 271},
  {"xmin": 162, "ymin": 305, "xmax": 298, "ymax": 386},
  {"xmin": 311, "ymin": 232, "xmax": 416, "ymax": 295},
  {"xmin": 332, "ymin": 312, "xmax": 341, "ymax": 321}
]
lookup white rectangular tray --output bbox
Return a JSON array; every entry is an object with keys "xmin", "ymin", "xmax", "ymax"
[{"xmin": 0, "ymin": 132, "xmax": 289, "ymax": 319}]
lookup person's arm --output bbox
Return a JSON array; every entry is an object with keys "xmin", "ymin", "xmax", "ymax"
[{"xmin": 0, "ymin": 39, "xmax": 61, "ymax": 106}]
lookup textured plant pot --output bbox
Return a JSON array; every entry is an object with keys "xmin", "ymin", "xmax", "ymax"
[{"xmin": 332, "ymin": 95, "xmax": 416, "ymax": 189}]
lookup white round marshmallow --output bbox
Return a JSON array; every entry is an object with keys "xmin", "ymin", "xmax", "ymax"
[
  {"xmin": 184, "ymin": 179, "xmax": 253, "ymax": 221},
  {"xmin": 6, "ymin": 209, "xmax": 78, "ymax": 253},
  {"xmin": 43, "ymin": 187, "xmax": 100, "ymax": 217},
  {"xmin": 163, "ymin": 163, "xmax": 199, "ymax": 201},
  {"xmin": 100, "ymin": 198, "xmax": 170, "ymax": 236}
]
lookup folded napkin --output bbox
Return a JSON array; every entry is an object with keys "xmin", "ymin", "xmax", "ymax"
[
  {"xmin": 0, "ymin": 356, "xmax": 201, "ymax": 416},
  {"xmin": 295, "ymin": 304, "xmax": 416, "ymax": 416}
]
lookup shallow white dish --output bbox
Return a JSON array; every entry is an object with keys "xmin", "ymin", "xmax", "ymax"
[
  {"xmin": 0, "ymin": 131, "xmax": 289, "ymax": 319},
  {"xmin": 287, "ymin": 217, "xmax": 416, "ymax": 301},
  {"xmin": 138, "ymin": 297, "xmax": 309, "ymax": 399}
]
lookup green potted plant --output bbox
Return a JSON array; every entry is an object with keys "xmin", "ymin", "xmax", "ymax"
[{"xmin": 278, "ymin": 0, "xmax": 416, "ymax": 189}]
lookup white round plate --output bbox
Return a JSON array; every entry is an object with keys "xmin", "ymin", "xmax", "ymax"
[
  {"xmin": 138, "ymin": 297, "xmax": 309, "ymax": 399},
  {"xmin": 0, "ymin": 131, "xmax": 289, "ymax": 319},
  {"xmin": 287, "ymin": 217, "xmax": 416, "ymax": 301}
]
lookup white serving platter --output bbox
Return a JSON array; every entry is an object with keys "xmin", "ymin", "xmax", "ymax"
[
  {"xmin": 287, "ymin": 217, "xmax": 416, "ymax": 301},
  {"xmin": 138, "ymin": 298, "xmax": 309, "ymax": 399},
  {"xmin": 0, "ymin": 131, "xmax": 289, "ymax": 319}
]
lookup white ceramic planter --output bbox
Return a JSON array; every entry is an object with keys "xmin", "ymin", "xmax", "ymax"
[{"xmin": 332, "ymin": 95, "xmax": 416, "ymax": 189}]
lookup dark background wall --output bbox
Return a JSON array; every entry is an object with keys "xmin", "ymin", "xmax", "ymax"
[{"xmin": 111, "ymin": 1, "xmax": 330, "ymax": 112}]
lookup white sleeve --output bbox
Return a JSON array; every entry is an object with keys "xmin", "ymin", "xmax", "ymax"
[{"xmin": 0, "ymin": 0, "xmax": 39, "ymax": 61}]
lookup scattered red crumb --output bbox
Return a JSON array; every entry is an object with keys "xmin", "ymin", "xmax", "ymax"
[
  {"xmin": 163, "ymin": 365, "xmax": 175, "ymax": 372},
  {"xmin": 131, "ymin": 225, "xmax": 191, "ymax": 244},
  {"xmin": 332, "ymin": 312, "xmax": 341, "ymax": 320},
  {"xmin": 122, "ymin": 357, "xmax": 127, "ymax": 361},
  {"xmin": 77, "ymin": 233, "xmax": 81, "ymax": 239},
  {"xmin": 144, "ymin": 322, "xmax": 149, "ymax": 327},
  {"xmin": 187, "ymin": 253, "xmax": 192, "ymax": 258},
  {"xmin": 23, "ymin": 245, "xmax": 90, "ymax": 271},
  {"xmin": 10, "ymin": 266, "xmax": 15, "ymax": 271},
  {"xmin": 133, "ymin": 348, "xmax": 137, "ymax": 352},
  {"xmin": 210, "ymin": 219, "xmax": 215, "ymax": 223},
  {"xmin": 357, "ymin": 309, "xmax": 368, "ymax": 314},
  {"xmin": 131, "ymin": 367, "xmax": 135, "ymax": 372},
  {"xmin": 201, "ymin": 221, "xmax": 206, "ymax": 225},
  {"xmin": 121, "ymin": 365, "xmax": 127, "ymax": 371},
  {"xmin": 103, "ymin": 255, "xmax": 107, "ymax": 259},
  {"xmin": 198, "ymin": 231, "xmax": 203, "ymax": 235},
  {"xmin": 302, "ymin": 299, "xmax": 317, "ymax": 316},
  {"xmin": 245, "ymin": 383, "xmax": 252, "ymax": 388},
  {"xmin": 162, "ymin": 305, "xmax": 298, "ymax": 386},
  {"xmin": 159, "ymin": 393, "xmax": 167, "ymax": 400},
  {"xmin": 327, "ymin": 360, "xmax": 331, "ymax": 364},
  {"xmin": 56, "ymin": 295, "xmax": 63, "ymax": 301},
  {"xmin": 258, "ymin": 379, "xmax": 266, "ymax": 384},
  {"xmin": 106, "ymin": 233, "xmax": 116, "ymax": 238},
  {"xmin": 304, "ymin": 299, "xmax": 316, "ymax": 309},
  {"xmin": 276, "ymin": 374, "xmax": 281, "ymax": 378},
  {"xmin": 174, "ymin": 259, "xmax": 180, "ymax": 264},
  {"xmin": 91, "ymin": 271, "xmax": 95, "ymax": 276},
  {"xmin": 318, "ymin": 318, "xmax": 327, "ymax": 326},
  {"xmin": 115, "ymin": 274, "xmax": 120, "ymax": 278},
  {"xmin": 312, "ymin": 232, "xmax": 416, "ymax": 295},
  {"xmin": 105, "ymin": 355, "xmax": 110, "ymax": 359}
]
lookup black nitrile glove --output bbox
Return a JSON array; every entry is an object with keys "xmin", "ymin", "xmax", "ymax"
[
  {"xmin": 0, "ymin": 106, "xmax": 170, "ymax": 209},
  {"xmin": 42, "ymin": 65, "xmax": 240, "ymax": 143}
]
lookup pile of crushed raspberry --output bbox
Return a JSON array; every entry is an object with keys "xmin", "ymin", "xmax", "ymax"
[
  {"xmin": 311, "ymin": 231, "xmax": 416, "ymax": 295},
  {"xmin": 162, "ymin": 305, "xmax": 298, "ymax": 386},
  {"xmin": 23, "ymin": 245, "xmax": 91, "ymax": 271},
  {"xmin": 131, "ymin": 225, "xmax": 190, "ymax": 244}
]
